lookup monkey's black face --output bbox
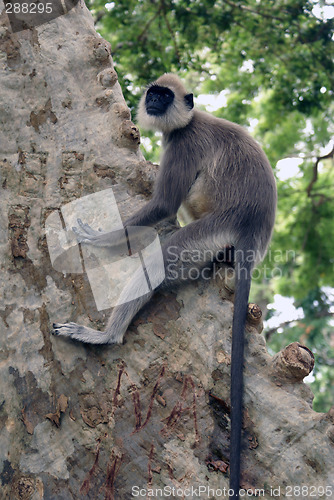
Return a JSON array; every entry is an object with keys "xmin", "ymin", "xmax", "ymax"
[{"xmin": 145, "ymin": 85, "xmax": 175, "ymax": 116}]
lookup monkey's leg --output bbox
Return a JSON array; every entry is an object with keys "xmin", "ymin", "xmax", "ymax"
[
  {"xmin": 54, "ymin": 217, "xmax": 232, "ymax": 344},
  {"xmin": 103, "ymin": 220, "xmax": 233, "ymax": 343},
  {"xmin": 53, "ymin": 264, "xmax": 156, "ymax": 344},
  {"xmin": 53, "ymin": 240, "xmax": 161, "ymax": 344}
]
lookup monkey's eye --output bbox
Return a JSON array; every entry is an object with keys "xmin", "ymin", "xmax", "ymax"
[{"xmin": 147, "ymin": 86, "xmax": 174, "ymax": 101}]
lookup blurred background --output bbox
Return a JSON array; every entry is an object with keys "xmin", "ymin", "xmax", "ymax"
[{"xmin": 85, "ymin": 0, "xmax": 333, "ymax": 412}]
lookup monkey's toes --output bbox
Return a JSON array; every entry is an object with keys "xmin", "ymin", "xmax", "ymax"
[
  {"xmin": 52, "ymin": 322, "xmax": 61, "ymax": 335},
  {"xmin": 52, "ymin": 322, "xmax": 84, "ymax": 338}
]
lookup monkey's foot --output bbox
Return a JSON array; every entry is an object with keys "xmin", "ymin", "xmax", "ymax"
[{"xmin": 52, "ymin": 322, "xmax": 118, "ymax": 345}]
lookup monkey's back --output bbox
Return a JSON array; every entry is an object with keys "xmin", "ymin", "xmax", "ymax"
[{"xmin": 168, "ymin": 110, "xmax": 277, "ymax": 255}]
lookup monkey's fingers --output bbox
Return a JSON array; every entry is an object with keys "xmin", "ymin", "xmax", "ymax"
[
  {"xmin": 76, "ymin": 218, "xmax": 101, "ymax": 236},
  {"xmin": 72, "ymin": 226, "xmax": 91, "ymax": 243}
]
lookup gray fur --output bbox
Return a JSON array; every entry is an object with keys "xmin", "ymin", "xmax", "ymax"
[
  {"xmin": 54, "ymin": 73, "xmax": 276, "ymax": 345},
  {"xmin": 53, "ymin": 74, "xmax": 277, "ymax": 498}
]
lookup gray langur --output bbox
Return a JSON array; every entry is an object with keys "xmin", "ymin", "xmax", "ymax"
[{"xmin": 53, "ymin": 73, "xmax": 277, "ymax": 498}]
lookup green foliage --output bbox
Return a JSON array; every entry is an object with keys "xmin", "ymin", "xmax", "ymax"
[
  {"xmin": 85, "ymin": 0, "xmax": 334, "ymax": 411},
  {"xmin": 86, "ymin": 0, "xmax": 333, "ymax": 112}
]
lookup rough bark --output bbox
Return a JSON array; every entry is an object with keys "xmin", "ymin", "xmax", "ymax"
[{"xmin": 0, "ymin": 2, "xmax": 333, "ymax": 499}]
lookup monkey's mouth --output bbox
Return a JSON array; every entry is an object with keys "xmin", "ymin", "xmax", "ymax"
[{"xmin": 146, "ymin": 105, "xmax": 165, "ymax": 116}]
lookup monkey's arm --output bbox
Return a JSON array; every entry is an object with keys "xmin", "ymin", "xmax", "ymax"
[
  {"xmin": 125, "ymin": 166, "xmax": 193, "ymax": 226},
  {"xmin": 74, "ymin": 152, "xmax": 198, "ymax": 246},
  {"xmin": 72, "ymin": 219, "xmax": 126, "ymax": 247},
  {"xmin": 128, "ymin": 145, "xmax": 199, "ymax": 226}
]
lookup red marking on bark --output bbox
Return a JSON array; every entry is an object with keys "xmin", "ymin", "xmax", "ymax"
[
  {"xmin": 80, "ymin": 440, "xmax": 101, "ymax": 495},
  {"xmin": 113, "ymin": 362, "xmax": 126, "ymax": 408},
  {"xmin": 104, "ymin": 450, "xmax": 123, "ymax": 500},
  {"xmin": 132, "ymin": 363, "xmax": 166, "ymax": 434},
  {"xmin": 132, "ymin": 387, "xmax": 142, "ymax": 431},
  {"xmin": 162, "ymin": 375, "xmax": 200, "ymax": 445},
  {"xmin": 147, "ymin": 443, "xmax": 155, "ymax": 487},
  {"xmin": 167, "ymin": 464, "xmax": 174, "ymax": 480},
  {"xmin": 142, "ymin": 363, "xmax": 166, "ymax": 429},
  {"xmin": 206, "ymin": 457, "xmax": 229, "ymax": 473},
  {"xmin": 188, "ymin": 376, "xmax": 200, "ymax": 445},
  {"xmin": 209, "ymin": 392, "xmax": 231, "ymax": 414}
]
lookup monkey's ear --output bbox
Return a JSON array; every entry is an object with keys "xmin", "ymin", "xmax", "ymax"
[{"xmin": 184, "ymin": 93, "xmax": 194, "ymax": 110}]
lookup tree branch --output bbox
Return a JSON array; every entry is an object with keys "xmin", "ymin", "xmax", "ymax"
[
  {"xmin": 160, "ymin": 0, "xmax": 181, "ymax": 64},
  {"xmin": 265, "ymin": 312, "xmax": 334, "ymax": 341},
  {"xmin": 137, "ymin": 8, "xmax": 163, "ymax": 42},
  {"xmin": 265, "ymin": 320, "xmax": 298, "ymax": 341},
  {"xmin": 224, "ymin": 0, "xmax": 285, "ymax": 23},
  {"xmin": 306, "ymin": 146, "xmax": 334, "ymax": 197}
]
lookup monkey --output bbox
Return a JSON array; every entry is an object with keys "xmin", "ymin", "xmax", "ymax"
[{"xmin": 53, "ymin": 73, "xmax": 277, "ymax": 498}]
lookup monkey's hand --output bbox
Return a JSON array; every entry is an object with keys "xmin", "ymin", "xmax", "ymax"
[
  {"xmin": 52, "ymin": 322, "xmax": 122, "ymax": 345},
  {"xmin": 72, "ymin": 219, "xmax": 121, "ymax": 247}
]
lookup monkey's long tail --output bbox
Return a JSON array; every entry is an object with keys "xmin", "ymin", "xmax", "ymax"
[{"xmin": 229, "ymin": 257, "xmax": 252, "ymax": 499}]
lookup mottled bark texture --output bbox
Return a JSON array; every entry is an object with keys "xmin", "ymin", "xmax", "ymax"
[{"xmin": 0, "ymin": 2, "xmax": 333, "ymax": 499}]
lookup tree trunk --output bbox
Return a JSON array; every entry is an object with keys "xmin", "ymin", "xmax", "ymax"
[{"xmin": 0, "ymin": 2, "xmax": 333, "ymax": 499}]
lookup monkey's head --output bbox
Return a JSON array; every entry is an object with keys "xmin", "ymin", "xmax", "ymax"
[{"xmin": 137, "ymin": 73, "xmax": 194, "ymax": 134}]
